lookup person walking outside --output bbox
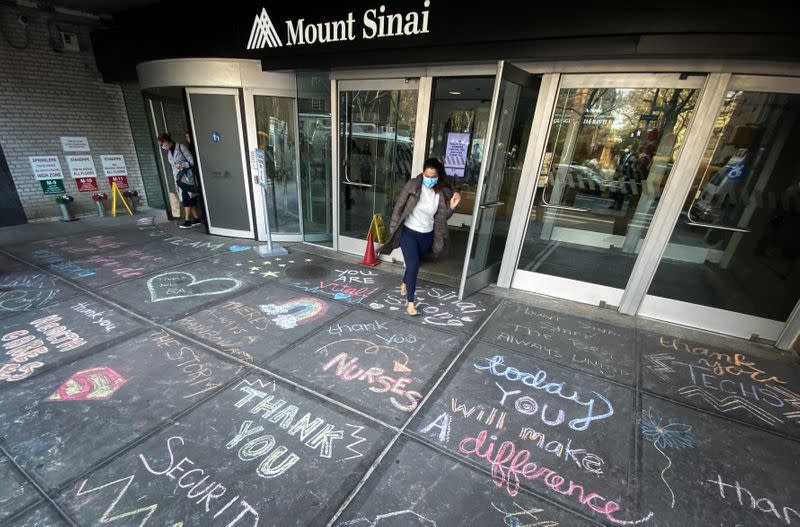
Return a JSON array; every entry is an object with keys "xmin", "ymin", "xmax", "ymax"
[
  {"xmin": 158, "ymin": 132, "xmax": 202, "ymax": 229},
  {"xmin": 379, "ymin": 158, "xmax": 461, "ymax": 316}
]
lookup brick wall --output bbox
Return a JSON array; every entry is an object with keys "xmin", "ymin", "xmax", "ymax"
[{"xmin": 0, "ymin": 5, "xmax": 152, "ymax": 220}]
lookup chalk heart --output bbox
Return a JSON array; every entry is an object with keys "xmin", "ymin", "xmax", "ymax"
[
  {"xmin": 228, "ymin": 245, "xmax": 253, "ymax": 253},
  {"xmin": 147, "ymin": 272, "xmax": 242, "ymax": 302}
]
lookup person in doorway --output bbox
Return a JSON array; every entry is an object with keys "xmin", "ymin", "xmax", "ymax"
[
  {"xmin": 379, "ymin": 158, "xmax": 462, "ymax": 316},
  {"xmin": 184, "ymin": 130, "xmax": 195, "ymax": 153},
  {"xmin": 158, "ymin": 132, "xmax": 202, "ymax": 229}
]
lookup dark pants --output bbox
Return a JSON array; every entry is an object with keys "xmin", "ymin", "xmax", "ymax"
[{"xmin": 400, "ymin": 225, "xmax": 434, "ymax": 302}]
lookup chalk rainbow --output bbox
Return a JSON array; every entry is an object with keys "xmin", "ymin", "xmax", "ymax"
[{"xmin": 259, "ymin": 297, "xmax": 328, "ymax": 329}]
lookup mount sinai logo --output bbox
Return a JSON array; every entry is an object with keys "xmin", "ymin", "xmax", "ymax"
[{"xmin": 247, "ymin": 2, "xmax": 431, "ymax": 50}]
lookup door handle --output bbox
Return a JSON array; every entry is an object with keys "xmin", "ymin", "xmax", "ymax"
[
  {"xmin": 479, "ymin": 201, "xmax": 505, "ymax": 210},
  {"xmin": 342, "ymin": 181, "xmax": 374, "ymax": 188},
  {"xmin": 539, "ymin": 175, "xmax": 588, "ymax": 213},
  {"xmin": 685, "ymin": 221, "xmax": 750, "ymax": 233},
  {"xmin": 540, "ymin": 203, "xmax": 589, "ymax": 213}
]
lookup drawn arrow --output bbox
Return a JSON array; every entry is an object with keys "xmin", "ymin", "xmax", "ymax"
[{"xmin": 393, "ymin": 351, "xmax": 411, "ymax": 373}]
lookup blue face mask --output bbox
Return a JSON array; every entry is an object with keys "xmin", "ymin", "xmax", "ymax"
[{"xmin": 422, "ymin": 176, "xmax": 438, "ymax": 188}]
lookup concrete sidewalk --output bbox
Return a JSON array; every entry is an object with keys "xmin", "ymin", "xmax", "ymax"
[{"xmin": 0, "ymin": 214, "xmax": 797, "ymax": 526}]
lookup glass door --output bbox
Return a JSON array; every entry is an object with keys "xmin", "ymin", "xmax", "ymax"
[
  {"xmin": 514, "ymin": 74, "xmax": 705, "ymax": 307},
  {"xmin": 144, "ymin": 90, "xmax": 190, "ymax": 219},
  {"xmin": 337, "ymin": 79, "xmax": 420, "ymax": 256},
  {"xmin": 459, "ymin": 62, "xmax": 541, "ymax": 298},
  {"xmin": 640, "ymin": 76, "xmax": 800, "ymax": 342},
  {"xmin": 254, "ymin": 94, "xmax": 301, "ymax": 237}
]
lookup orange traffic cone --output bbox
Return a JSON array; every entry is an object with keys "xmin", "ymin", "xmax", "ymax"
[{"xmin": 360, "ymin": 230, "xmax": 380, "ymax": 267}]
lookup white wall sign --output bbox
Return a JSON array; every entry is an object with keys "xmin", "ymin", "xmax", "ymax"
[
  {"xmin": 60, "ymin": 136, "xmax": 90, "ymax": 152},
  {"xmin": 100, "ymin": 155, "xmax": 128, "ymax": 177},
  {"xmin": 65, "ymin": 155, "xmax": 97, "ymax": 178},
  {"xmin": 29, "ymin": 156, "xmax": 64, "ymax": 180}
]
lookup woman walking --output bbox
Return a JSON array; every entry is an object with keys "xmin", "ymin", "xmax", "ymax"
[{"xmin": 379, "ymin": 158, "xmax": 461, "ymax": 316}]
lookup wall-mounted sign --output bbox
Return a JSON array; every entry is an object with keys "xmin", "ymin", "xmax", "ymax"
[
  {"xmin": 246, "ymin": 1, "xmax": 432, "ymax": 50},
  {"xmin": 75, "ymin": 178, "xmax": 99, "ymax": 192},
  {"xmin": 67, "ymin": 155, "xmax": 99, "ymax": 192},
  {"xmin": 40, "ymin": 179, "xmax": 66, "ymax": 195},
  {"xmin": 444, "ymin": 132, "xmax": 470, "ymax": 178},
  {"xmin": 108, "ymin": 176, "xmax": 129, "ymax": 189},
  {"xmin": 101, "ymin": 155, "xmax": 129, "ymax": 189},
  {"xmin": 29, "ymin": 156, "xmax": 64, "ymax": 180},
  {"xmin": 100, "ymin": 155, "xmax": 128, "ymax": 177},
  {"xmin": 66, "ymin": 155, "xmax": 97, "ymax": 178},
  {"xmin": 60, "ymin": 136, "xmax": 90, "ymax": 152},
  {"xmin": 211, "ymin": 131, "xmax": 222, "ymax": 143}
]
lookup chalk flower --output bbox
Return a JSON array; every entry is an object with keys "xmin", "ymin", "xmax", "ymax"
[
  {"xmin": 640, "ymin": 409, "xmax": 695, "ymax": 449},
  {"xmin": 640, "ymin": 408, "xmax": 695, "ymax": 508}
]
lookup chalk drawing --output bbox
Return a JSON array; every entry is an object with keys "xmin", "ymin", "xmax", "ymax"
[
  {"xmin": 147, "ymin": 272, "xmax": 242, "ymax": 302},
  {"xmin": 259, "ymin": 298, "xmax": 328, "ymax": 329},
  {"xmin": 640, "ymin": 408, "xmax": 695, "ymax": 508},
  {"xmin": 343, "ymin": 424, "xmax": 367, "ymax": 461},
  {"xmin": 315, "ymin": 338, "xmax": 411, "ymax": 373},
  {"xmin": 45, "ymin": 366, "xmax": 127, "ymax": 401},
  {"xmin": 229, "ymin": 245, "xmax": 253, "ymax": 253},
  {"xmin": 644, "ymin": 353, "xmax": 676, "ymax": 382},
  {"xmin": 336, "ymin": 510, "xmax": 437, "ymax": 527},
  {"xmin": 0, "ymin": 289, "xmax": 58, "ymax": 312},
  {"xmin": 678, "ymin": 386, "xmax": 783, "ymax": 426},
  {"xmin": 492, "ymin": 502, "xmax": 559, "ymax": 527}
]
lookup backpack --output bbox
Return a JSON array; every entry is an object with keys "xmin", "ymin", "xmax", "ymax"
[{"xmin": 176, "ymin": 168, "xmax": 199, "ymax": 193}]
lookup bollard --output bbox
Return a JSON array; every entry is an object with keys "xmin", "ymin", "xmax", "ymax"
[
  {"xmin": 92, "ymin": 192, "xmax": 108, "ymax": 217},
  {"xmin": 55, "ymin": 195, "xmax": 78, "ymax": 222}
]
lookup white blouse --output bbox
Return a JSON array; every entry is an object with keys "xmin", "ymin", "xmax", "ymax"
[{"xmin": 404, "ymin": 183, "xmax": 440, "ymax": 233}]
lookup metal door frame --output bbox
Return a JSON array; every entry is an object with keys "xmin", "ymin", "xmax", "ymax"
[
  {"xmin": 507, "ymin": 72, "xmax": 708, "ymax": 307},
  {"xmin": 631, "ymin": 74, "xmax": 800, "ymax": 347},
  {"xmin": 457, "ymin": 60, "xmax": 519, "ymax": 298},
  {"xmin": 334, "ymin": 77, "xmax": 429, "ymax": 261}
]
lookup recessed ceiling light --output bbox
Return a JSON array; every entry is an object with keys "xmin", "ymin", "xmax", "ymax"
[{"xmin": 449, "ymin": 91, "xmax": 461, "ymax": 95}]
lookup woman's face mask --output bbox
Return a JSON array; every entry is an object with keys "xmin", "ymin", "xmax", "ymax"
[
  {"xmin": 422, "ymin": 168, "xmax": 438, "ymax": 188},
  {"xmin": 422, "ymin": 176, "xmax": 438, "ymax": 188}
]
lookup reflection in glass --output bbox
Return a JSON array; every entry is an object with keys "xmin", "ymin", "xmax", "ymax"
[
  {"xmin": 467, "ymin": 77, "xmax": 539, "ymax": 278},
  {"xmin": 255, "ymin": 95, "xmax": 299, "ymax": 234},
  {"xmin": 424, "ymin": 76, "xmax": 494, "ymax": 276},
  {"xmin": 298, "ymin": 72, "xmax": 333, "ymax": 246},
  {"xmin": 339, "ymin": 89, "xmax": 417, "ymax": 240},
  {"xmin": 519, "ymin": 86, "xmax": 698, "ymax": 289},
  {"xmin": 648, "ymin": 91, "xmax": 800, "ymax": 321},
  {"xmin": 426, "ymin": 77, "xmax": 494, "ymax": 214}
]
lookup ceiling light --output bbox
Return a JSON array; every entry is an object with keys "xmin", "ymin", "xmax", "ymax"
[{"xmin": 449, "ymin": 91, "xmax": 461, "ymax": 95}]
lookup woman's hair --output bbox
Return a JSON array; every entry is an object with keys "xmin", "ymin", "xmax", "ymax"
[
  {"xmin": 422, "ymin": 158, "xmax": 450, "ymax": 193},
  {"xmin": 157, "ymin": 132, "xmax": 173, "ymax": 144}
]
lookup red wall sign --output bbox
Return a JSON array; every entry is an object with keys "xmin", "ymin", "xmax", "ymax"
[
  {"xmin": 76, "ymin": 177, "xmax": 98, "ymax": 192},
  {"xmin": 108, "ymin": 176, "xmax": 129, "ymax": 189}
]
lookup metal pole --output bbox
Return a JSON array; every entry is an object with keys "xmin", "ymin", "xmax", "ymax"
[{"xmin": 262, "ymin": 184, "xmax": 274, "ymax": 252}]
